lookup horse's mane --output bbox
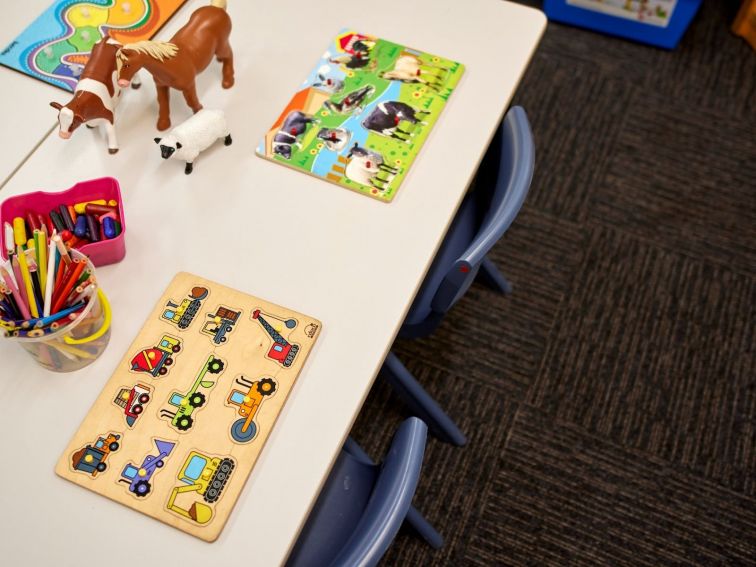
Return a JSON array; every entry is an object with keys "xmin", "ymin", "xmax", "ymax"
[{"xmin": 117, "ymin": 40, "xmax": 178, "ymax": 66}]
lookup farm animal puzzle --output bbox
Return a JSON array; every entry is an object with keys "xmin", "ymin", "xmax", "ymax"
[
  {"xmin": 0, "ymin": 0, "xmax": 188, "ymax": 91},
  {"xmin": 256, "ymin": 30, "xmax": 464, "ymax": 203},
  {"xmin": 56, "ymin": 272, "xmax": 321, "ymax": 541}
]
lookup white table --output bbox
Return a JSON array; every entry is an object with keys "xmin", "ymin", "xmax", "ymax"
[{"xmin": 0, "ymin": 1, "xmax": 545, "ymax": 564}]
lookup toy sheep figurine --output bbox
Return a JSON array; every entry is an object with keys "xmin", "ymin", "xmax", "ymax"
[{"xmin": 153, "ymin": 109, "xmax": 231, "ymax": 174}]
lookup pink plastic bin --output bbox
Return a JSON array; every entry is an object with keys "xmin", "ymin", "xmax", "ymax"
[{"xmin": 0, "ymin": 177, "xmax": 126, "ymax": 267}]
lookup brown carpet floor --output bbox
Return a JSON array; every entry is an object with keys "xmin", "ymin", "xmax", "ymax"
[{"xmin": 350, "ymin": 1, "xmax": 756, "ymax": 565}]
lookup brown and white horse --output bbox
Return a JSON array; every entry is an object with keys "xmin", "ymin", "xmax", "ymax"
[
  {"xmin": 116, "ymin": 0, "xmax": 234, "ymax": 131},
  {"xmin": 49, "ymin": 37, "xmax": 140, "ymax": 154}
]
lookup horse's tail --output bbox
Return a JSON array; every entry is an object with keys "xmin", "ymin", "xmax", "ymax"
[{"xmin": 211, "ymin": 0, "xmax": 227, "ymax": 9}]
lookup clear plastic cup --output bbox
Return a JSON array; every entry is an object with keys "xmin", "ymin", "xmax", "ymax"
[{"xmin": 3, "ymin": 250, "xmax": 112, "ymax": 372}]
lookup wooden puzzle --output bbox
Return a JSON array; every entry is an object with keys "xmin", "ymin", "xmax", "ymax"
[
  {"xmin": 0, "ymin": 0, "xmax": 188, "ymax": 91},
  {"xmin": 256, "ymin": 30, "xmax": 465, "ymax": 203},
  {"xmin": 55, "ymin": 272, "xmax": 322, "ymax": 541}
]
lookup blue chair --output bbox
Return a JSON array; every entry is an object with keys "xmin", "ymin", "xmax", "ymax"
[
  {"xmin": 286, "ymin": 418, "xmax": 442, "ymax": 567},
  {"xmin": 381, "ymin": 106, "xmax": 535, "ymax": 446}
]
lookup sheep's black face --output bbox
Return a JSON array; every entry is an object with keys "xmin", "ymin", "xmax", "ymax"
[{"xmin": 159, "ymin": 145, "xmax": 176, "ymax": 159}]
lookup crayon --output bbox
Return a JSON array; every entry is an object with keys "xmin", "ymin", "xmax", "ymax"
[
  {"xmin": 67, "ymin": 205, "xmax": 78, "ymax": 223},
  {"xmin": 85, "ymin": 203, "xmax": 118, "ymax": 215},
  {"xmin": 74, "ymin": 215, "xmax": 88, "ymax": 239},
  {"xmin": 59, "ymin": 204, "xmax": 75, "ymax": 232},
  {"xmin": 49, "ymin": 210, "xmax": 66, "ymax": 232},
  {"xmin": 12, "ymin": 217, "xmax": 27, "ymax": 247},
  {"xmin": 102, "ymin": 216, "xmax": 117, "ymax": 239},
  {"xmin": 86, "ymin": 214, "xmax": 100, "ymax": 243},
  {"xmin": 73, "ymin": 199, "xmax": 116, "ymax": 214},
  {"xmin": 26, "ymin": 212, "xmax": 41, "ymax": 232}
]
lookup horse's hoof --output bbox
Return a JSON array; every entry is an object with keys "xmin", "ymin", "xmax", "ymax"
[
  {"xmin": 222, "ymin": 78, "xmax": 235, "ymax": 89},
  {"xmin": 157, "ymin": 119, "xmax": 171, "ymax": 131},
  {"xmin": 132, "ymin": 83, "xmax": 141, "ymax": 90},
  {"xmin": 86, "ymin": 124, "xmax": 95, "ymax": 129}
]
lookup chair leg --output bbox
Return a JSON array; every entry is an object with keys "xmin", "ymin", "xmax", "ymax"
[
  {"xmin": 405, "ymin": 505, "xmax": 444, "ymax": 549},
  {"xmin": 477, "ymin": 255, "xmax": 513, "ymax": 294},
  {"xmin": 344, "ymin": 438, "xmax": 444, "ymax": 549},
  {"xmin": 381, "ymin": 352, "xmax": 467, "ymax": 446}
]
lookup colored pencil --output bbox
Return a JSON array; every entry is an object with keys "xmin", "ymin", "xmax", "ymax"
[
  {"xmin": 1, "ymin": 266, "xmax": 30, "ymax": 320},
  {"xmin": 16, "ymin": 246, "xmax": 39, "ymax": 318},
  {"xmin": 43, "ymin": 234, "xmax": 57, "ymax": 317},
  {"xmin": 10, "ymin": 255, "xmax": 30, "ymax": 316},
  {"xmin": 37, "ymin": 231, "xmax": 48, "ymax": 299},
  {"xmin": 51, "ymin": 258, "xmax": 85, "ymax": 315}
]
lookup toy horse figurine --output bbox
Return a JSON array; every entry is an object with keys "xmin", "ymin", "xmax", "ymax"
[
  {"xmin": 49, "ymin": 36, "xmax": 141, "ymax": 154},
  {"xmin": 116, "ymin": 0, "xmax": 234, "ymax": 131}
]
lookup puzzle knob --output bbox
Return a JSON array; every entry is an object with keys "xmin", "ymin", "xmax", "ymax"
[
  {"xmin": 44, "ymin": 47, "xmax": 54, "ymax": 58},
  {"xmin": 243, "ymin": 396, "xmax": 251, "ymax": 403},
  {"xmin": 121, "ymin": 391, "xmax": 130, "ymax": 400},
  {"xmin": 122, "ymin": 2, "xmax": 131, "ymax": 13},
  {"xmin": 180, "ymin": 399, "xmax": 188, "ymax": 406},
  {"xmin": 138, "ymin": 468, "xmax": 147, "ymax": 477},
  {"xmin": 84, "ymin": 455, "xmax": 93, "ymax": 463},
  {"xmin": 214, "ymin": 316, "xmax": 221, "ymax": 323},
  {"xmin": 148, "ymin": 352, "xmax": 155, "ymax": 359}
]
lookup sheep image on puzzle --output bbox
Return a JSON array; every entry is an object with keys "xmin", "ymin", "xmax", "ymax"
[{"xmin": 153, "ymin": 109, "xmax": 232, "ymax": 174}]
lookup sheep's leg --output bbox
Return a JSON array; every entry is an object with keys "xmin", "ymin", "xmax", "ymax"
[
  {"xmin": 182, "ymin": 83, "xmax": 203, "ymax": 114},
  {"xmin": 224, "ymin": 134, "xmax": 233, "ymax": 146},
  {"xmin": 103, "ymin": 121, "xmax": 118, "ymax": 154},
  {"xmin": 185, "ymin": 162, "xmax": 194, "ymax": 175},
  {"xmin": 156, "ymin": 85, "xmax": 171, "ymax": 131}
]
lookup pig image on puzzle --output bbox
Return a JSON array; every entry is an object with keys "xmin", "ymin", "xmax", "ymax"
[{"xmin": 154, "ymin": 109, "xmax": 232, "ymax": 175}]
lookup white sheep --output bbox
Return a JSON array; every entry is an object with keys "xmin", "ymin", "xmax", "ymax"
[{"xmin": 153, "ymin": 109, "xmax": 231, "ymax": 174}]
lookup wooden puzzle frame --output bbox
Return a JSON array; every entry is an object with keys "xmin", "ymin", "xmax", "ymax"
[{"xmin": 55, "ymin": 272, "xmax": 321, "ymax": 541}]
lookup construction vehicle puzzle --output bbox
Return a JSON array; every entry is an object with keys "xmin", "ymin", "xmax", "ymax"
[
  {"xmin": 226, "ymin": 376, "xmax": 278, "ymax": 443},
  {"xmin": 71, "ymin": 433, "xmax": 121, "ymax": 477},
  {"xmin": 130, "ymin": 334, "xmax": 182, "ymax": 377},
  {"xmin": 56, "ymin": 272, "xmax": 322, "ymax": 541},
  {"xmin": 201, "ymin": 305, "xmax": 242, "ymax": 345},
  {"xmin": 251, "ymin": 309, "xmax": 300, "ymax": 367},
  {"xmin": 159, "ymin": 355, "xmax": 225, "ymax": 432},
  {"xmin": 167, "ymin": 450, "xmax": 235, "ymax": 525},
  {"xmin": 162, "ymin": 286, "xmax": 209, "ymax": 330},
  {"xmin": 113, "ymin": 383, "xmax": 152, "ymax": 427},
  {"xmin": 119, "ymin": 439, "xmax": 176, "ymax": 498}
]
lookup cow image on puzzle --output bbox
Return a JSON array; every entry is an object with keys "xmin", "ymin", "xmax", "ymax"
[{"xmin": 256, "ymin": 29, "xmax": 465, "ymax": 203}]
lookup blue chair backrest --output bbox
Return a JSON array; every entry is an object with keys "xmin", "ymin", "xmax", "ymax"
[
  {"xmin": 431, "ymin": 106, "xmax": 535, "ymax": 314},
  {"xmin": 286, "ymin": 418, "xmax": 428, "ymax": 567}
]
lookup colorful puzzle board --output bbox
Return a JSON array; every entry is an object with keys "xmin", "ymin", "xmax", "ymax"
[
  {"xmin": 256, "ymin": 30, "xmax": 464, "ymax": 203},
  {"xmin": 0, "ymin": 0, "xmax": 187, "ymax": 91},
  {"xmin": 55, "ymin": 272, "xmax": 322, "ymax": 541}
]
